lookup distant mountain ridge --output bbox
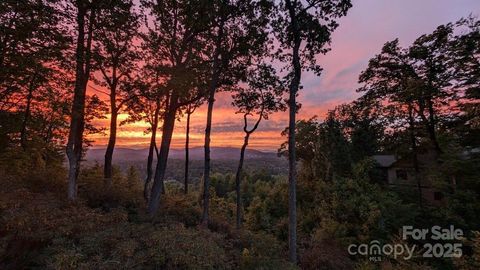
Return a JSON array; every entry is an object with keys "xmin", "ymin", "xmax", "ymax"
[{"xmin": 86, "ymin": 147, "xmax": 279, "ymax": 162}]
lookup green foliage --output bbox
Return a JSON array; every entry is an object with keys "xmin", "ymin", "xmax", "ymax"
[
  {"xmin": 279, "ymin": 115, "xmax": 368, "ymax": 180},
  {"xmin": 0, "ymin": 145, "xmax": 66, "ymax": 193},
  {"xmin": 453, "ymin": 231, "xmax": 480, "ymax": 269},
  {"xmin": 0, "ymin": 151, "xmax": 296, "ymax": 269},
  {"xmin": 45, "ymin": 223, "xmax": 230, "ymax": 269},
  {"xmin": 157, "ymin": 193, "xmax": 203, "ymax": 227},
  {"xmin": 444, "ymin": 191, "xmax": 480, "ymax": 230},
  {"xmin": 305, "ymin": 159, "xmax": 418, "ymax": 244},
  {"xmin": 126, "ymin": 165, "xmax": 141, "ymax": 190},
  {"xmin": 245, "ymin": 178, "xmax": 289, "ymax": 239},
  {"xmin": 238, "ymin": 231, "xmax": 295, "ymax": 270},
  {"xmin": 299, "ymin": 239, "xmax": 354, "ymax": 270},
  {"xmin": 78, "ymin": 163, "xmax": 143, "ymax": 209},
  {"xmin": 211, "ymin": 172, "xmax": 235, "ymax": 198}
]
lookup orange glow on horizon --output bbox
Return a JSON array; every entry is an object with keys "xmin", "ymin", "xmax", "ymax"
[
  {"xmin": 86, "ymin": 75, "xmax": 333, "ymax": 151},
  {"xmin": 87, "ymin": 107, "xmax": 293, "ymax": 151}
]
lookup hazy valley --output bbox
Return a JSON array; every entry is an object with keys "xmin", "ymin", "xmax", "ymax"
[{"xmin": 86, "ymin": 147, "xmax": 288, "ymax": 182}]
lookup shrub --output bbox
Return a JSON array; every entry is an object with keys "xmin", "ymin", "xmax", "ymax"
[
  {"xmin": 237, "ymin": 231, "xmax": 295, "ymax": 270},
  {"xmin": 299, "ymin": 239, "xmax": 353, "ymax": 270}
]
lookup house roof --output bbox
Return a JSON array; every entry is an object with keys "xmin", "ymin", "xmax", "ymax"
[
  {"xmin": 389, "ymin": 149, "xmax": 440, "ymax": 168},
  {"xmin": 372, "ymin": 155, "xmax": 396, "ymax": 168}
]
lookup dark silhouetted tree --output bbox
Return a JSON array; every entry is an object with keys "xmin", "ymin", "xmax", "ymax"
[
  {"xmin": 65, "ymin": 0, "xmax": 101, "ymax": 201},
  {"xmin": 0, "ymin": 0, "xmax": 69, "ymax": 149},
  {"xmin": 271, "ymin": 0, "xmax": 352, "ymax": 262},
  {"xmin": 201, "ymin": 0, "xmax": 272, "ymax": 226},
  {"xmin": 183, "ymin": 100, "xmax": 202, "ymax": 194},
  {"xmin": 92, "ymin": 0, "xmax": 139, "ymax": 188},
  {"xmin": 232, "ymin": 63, "xmax": 285, "ymax": 229},
  {"xmin": 141, "ymin": 0, "xmax": 210, "ymax": 215}
]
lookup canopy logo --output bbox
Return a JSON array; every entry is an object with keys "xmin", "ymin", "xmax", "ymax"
[
  {"xmin": 347, "ymin": 225, "xmax": 463, "ymax": 262},
  {"xmin": 348, "ymin": 240, "xmax": 415, "ymax": 262}
]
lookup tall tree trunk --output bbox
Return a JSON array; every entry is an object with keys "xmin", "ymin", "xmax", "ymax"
[
  {"xmin": 235, "ymin": 112, "xmax": 262, "ymax": 229},
  {"xmin": 104, "ymin": 106, "xmax": 117, "ymax": 189},
  {"xmin": 286, "ymin": 0, "xmax": 300, "ymax": 263},
  {"xmin": 20, "ymin": 74, "xmax": 36, "ymax": 150},
  {"xmin": 235, "ymin": 132, "xmax": 249, "ymax": 229},
  {"xmin": 287, "ymin": 60, "xmax": 299, "ymax": 265},
  {"xmin": 184, "ymin": 110, "xmax": 191, "ymax": 194},
  {"xmin": 202, "ymin": 24, "xmax": 223, "ymax": 226},
  {"xmin": 147, "ymin": 95, "xmax": 178, "ymax": 215},
  {"xmin": 426, "ymin": 99, "xmax": 442, "ymax": 154},
  {"xmin": 66, "ymin": 4, "xmax": 86, "ymax": 201},
  {"xmin": 408, "ymin": 106, "xmax": 423, "ymax": 208},
  {"xmin": 66, "ymin": 5, "xmax": 95, "ymax": 201},
  {"xmin": 144, "ymin": 100, "xmax": 160, "ymax": 202},
  {"xmin": 202, "ymin": 84, "xmax": 216, "ymax": 226},
  {"xmin": 103, "ymin": 66, "xmax": 119, "ymax": 187}
]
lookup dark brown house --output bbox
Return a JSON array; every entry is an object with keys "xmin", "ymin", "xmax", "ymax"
[{"xmin": 372, "ymin": 152, "xmax": 445, "ymax": 204}]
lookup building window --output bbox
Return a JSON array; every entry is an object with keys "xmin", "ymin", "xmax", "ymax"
[
  {"xmin": 396, "ymin": 169, "xmax": 407, "ymax": 180},
  {"xmin": 434, "ymin": 192, "xmax": 444, "ymax": 201}
]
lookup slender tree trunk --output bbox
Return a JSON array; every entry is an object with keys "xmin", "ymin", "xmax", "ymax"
[
  {"xmin": 147, "ymin": 95, "xmax": 178, "ymax": 215},
  {"xmin": 235, "ymin": 132, "xmax": 250, "ymax": 229},
  {"xmin": 144, "ymin": 100, "xmax": 160, "ymax": 202},
  {"xmin": 144, "ymin": 135, "xmax": 155, "ymax": 201},
  {"xmin": 202, "ymin": 86, "xmax": 215, "ymax": 225},
  {"xmin": 20, "ymin": 74, "xmax": 36, "ymax": 150},
  {"xmin": 408, "ymin": 106, "xmax": 423, "ymax": 208},
  {"xmin": 235, "ymin": 112, "xmax": 262, "ymax": 229},
  {"xmin": 103, "ymin": 64, "xmax": 119, "ymax": 187},
  {"xmin": 426, "ymin": 99, "xmax": 442, "ymax": 154},
  {"xmin": 286, "ymin": 0, "xmax": 300, "ymax": 263},
  {"xmin": 422, "ymin": 79, "xmax": 442, "ymax": 155},
  {"xmin": 287, "ymin": 59, "xmax": 299, "ymax": 265},
  {"xmin": 104, "ymin": 106, "xmax": 117, "ymax": 189},
  {"xmin": 202, "ymin": 24, "xmax": 223, "ymax": 226},
  {"xmin": 184, "ymin": 111, "xmax": 191, "ymax": 194},
  {"xmin": 67, "ymin": 4, "xmax": 94, "ymax": 201}
]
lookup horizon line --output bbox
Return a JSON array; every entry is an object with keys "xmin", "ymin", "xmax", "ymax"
[{"xmin": 88, "ymin": 145, "xmax": 279, "ymax": 153}]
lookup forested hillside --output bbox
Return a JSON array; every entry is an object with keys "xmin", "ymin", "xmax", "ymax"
[{"xmin": 1, "ymin": 0, "xmax": 479, "ymax": 269}]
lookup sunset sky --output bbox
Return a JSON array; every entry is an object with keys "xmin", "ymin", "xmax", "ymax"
[{"xmin": 88, "ymin": 0, "xmax": 480, "ymax": 151}]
